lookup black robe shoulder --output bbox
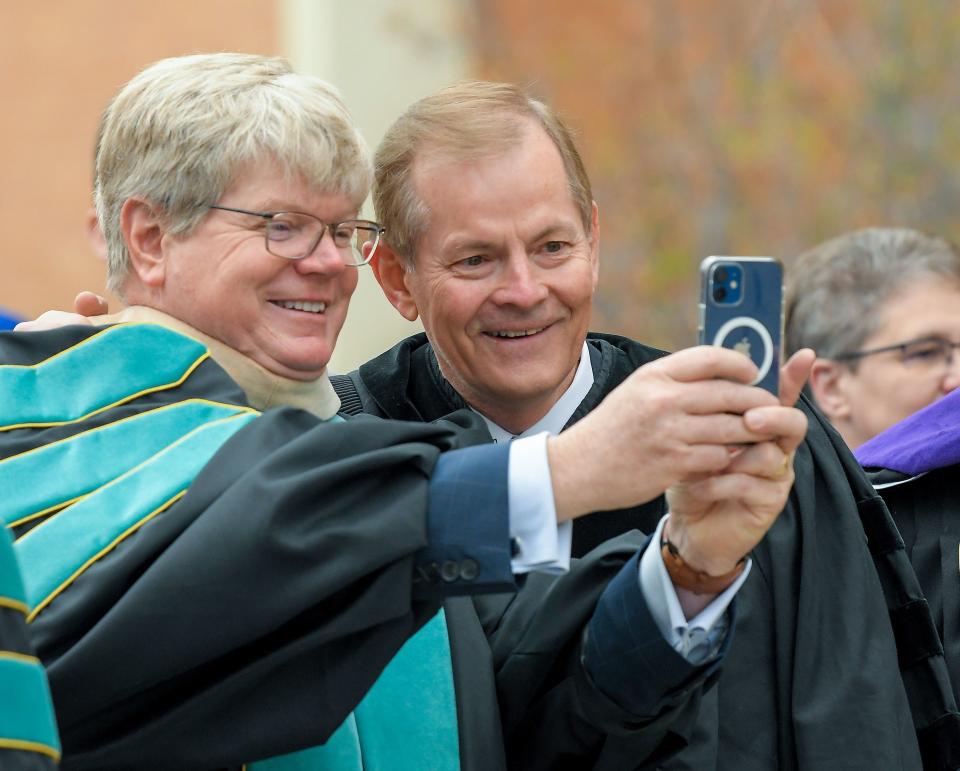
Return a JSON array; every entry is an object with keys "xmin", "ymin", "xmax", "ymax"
[{"xmin": 870, "ymin": 465, "xmax": 960, "ymax": 721}]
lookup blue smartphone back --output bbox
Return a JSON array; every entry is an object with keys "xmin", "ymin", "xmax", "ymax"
[{"xmin": 699, "ymin": 256, "xmax": 783, "ymax": 395}]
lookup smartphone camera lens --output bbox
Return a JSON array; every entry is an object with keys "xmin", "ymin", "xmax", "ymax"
[
  {"xmin": 713, "ymin": 286, "xmax": 727, "ymax": 302},
  {"xmin": 715, "ymin": 267, "xmax": 728, "ymax": 282}
]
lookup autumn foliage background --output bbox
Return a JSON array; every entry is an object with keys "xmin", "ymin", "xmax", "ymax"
[
  {"xmin": 471, "ymin": 0, "xmax": 960, "ymax": 351},
  {"xmin": 2, "ymin": 1, "xmax": 958, "ymax": 360}
]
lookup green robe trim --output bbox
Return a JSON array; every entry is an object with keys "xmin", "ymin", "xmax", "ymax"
[
  {"xmin": 0, "ymin": 529, "xmax": 60, "ymax": 762},
  {"xmin": 0, "ymin": 530, "xmax": 27, "ymax": 613},
  {"xmin": 16, "ymin": 412, "xmax": 257, "ymax": 619},
  {"xmin": 0, "ymin": 324, "xmax": 209, "ymax": 430},
  {"xmin": 0, "ymin": 653, "xmax": 61, "ymax": 760},
  {"xmin": 1, "ymin": 399, "xmax": 255, "ymax": 528},
  {"xmin": 250, "ymin": 609, "xmax": 460, "ymax": 771}
]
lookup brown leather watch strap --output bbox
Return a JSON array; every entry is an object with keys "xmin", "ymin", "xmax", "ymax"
[{"xmin": 661, "ymin": 538, "xmax": 746, "ymax": 595}]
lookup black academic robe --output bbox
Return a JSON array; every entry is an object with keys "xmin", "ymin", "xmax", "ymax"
[
  {"xmin": 870, "ymin": 466, "xmax": 960, "ymax": 717},
  {"xmin": 333, "ymin": 331, "xmax": 960, "ymax": 770},
  {"xmin": 0, "ymin": 325, "xmax": 717, "ymax": 771}
]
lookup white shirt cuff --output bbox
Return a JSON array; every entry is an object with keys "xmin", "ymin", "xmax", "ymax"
[
  {"xmin": 507, "ymin": 432, "xmax": 571, "ymax": 574},
  {"xmin": 639, "ymin": 514, "xmax": 751, "ymax": 664}
]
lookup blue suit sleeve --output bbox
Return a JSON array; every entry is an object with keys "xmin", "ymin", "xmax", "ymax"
[
  {"xmin": 583, "ymin": 538, "xmax": 732, "ymax": 716},
  {"xmin": 414, "ymin": 443, "xmax": 517, "ymax": 598}
]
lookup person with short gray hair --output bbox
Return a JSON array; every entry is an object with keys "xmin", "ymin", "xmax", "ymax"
[
  {"xmin": 97, "ymin": 52, "xmax": 371, "ymax": 298},
  {"xmin": 786, "ymin": 227, "xmax": 960, "ymax": 449}
]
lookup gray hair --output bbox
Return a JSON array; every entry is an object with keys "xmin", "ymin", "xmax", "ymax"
[
  {"xmin": 785, "ymin": 227, "xmax": 960, "ymax": 362},
  {"xmin": 95, "ymin": 53, "xmax": 372, "ymax": 296},
  {"xmin": 373, "ymin": 80, "xmax": 593, "ymax": 266}
]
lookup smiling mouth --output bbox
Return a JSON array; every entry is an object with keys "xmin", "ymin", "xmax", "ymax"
[
  {"xmin": 484, "ymin": 326, "xmax": 547, "ymax": 339},
  {"xmin": 270, "ymin": 300, "xmax": 328, "ymax": 314}
]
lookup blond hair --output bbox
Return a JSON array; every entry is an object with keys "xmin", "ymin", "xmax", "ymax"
[
  {"xmin": 373, "ymin": 81, "xmax": 592, "ymax": 264},
  {"xmin": 95, "ymin": 53, "xmax": 372, "ymax": 296}
]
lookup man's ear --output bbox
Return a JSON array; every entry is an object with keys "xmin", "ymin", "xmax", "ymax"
[
  {"xmin": 808, "ymin": 358, "xmax": 851, "ymax": 421},
  {"xmin": 120, "ymin": 197, "xmax": 167, "ymax": 289},
  {"xmin": 589, "ymin": 201, "xmax": 600, "ymax": 292},
  {"xmin": 370, "ymin": 242, "xmax": 420, "ymax": 322}
]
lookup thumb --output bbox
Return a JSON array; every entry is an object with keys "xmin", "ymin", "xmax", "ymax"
[
  {"xmin": 779, "ymin": 348, "xmax": 815, "ymax": 407},
  {"xmin": 74, "ymin": 291, "xmax": 109, "ymax": 317}
]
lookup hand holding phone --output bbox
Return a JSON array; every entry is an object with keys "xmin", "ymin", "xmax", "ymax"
[{"xmin": 699, "ymin": 256, "xmax": 784, "ymax": 396}]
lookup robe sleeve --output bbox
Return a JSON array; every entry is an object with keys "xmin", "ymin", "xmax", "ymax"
[
  {"xmin": 475, "ymin": 533, "xmax": 723, "ymax": 770},
  {"xmin": 25, "ymin": 407, "xmax": 513, "ymax": 769},
  {"xmin": 674, "ymin": 396, "xmax": 958, "ymax": 770}
]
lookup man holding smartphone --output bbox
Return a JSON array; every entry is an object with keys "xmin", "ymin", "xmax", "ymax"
[{"xmin": 329, "ymin": 82, "xmax": 957, "ymax": 768}]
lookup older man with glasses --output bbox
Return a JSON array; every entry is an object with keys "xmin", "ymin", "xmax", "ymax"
[
  {"xmin": 809, "ymin": 231, "xmax": 960, "ymax": 728},
  {"xmin": 786, "ymin": 226, "xmax": 960, "ymax": 450},
  {"xmin": 785, "ymin": 227, "xmax": 960, "ymax": 767}
]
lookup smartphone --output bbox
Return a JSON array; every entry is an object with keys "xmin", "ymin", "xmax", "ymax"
[{"xmin": 699, "ymin": 256, "xmax": 783, "ymax": 396}]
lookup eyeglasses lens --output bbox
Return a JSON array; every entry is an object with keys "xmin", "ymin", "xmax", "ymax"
[
  {"xmin": 901, "ymin": 339, "xmax": 951, "ymax": 367},
  {"xmin": 266, "ymin": 214, "xmax": 378, "ymax": 265}
]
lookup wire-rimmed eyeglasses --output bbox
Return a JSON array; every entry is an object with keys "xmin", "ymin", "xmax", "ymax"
[
  {"xmin": 209, "ymin": 205, "xmax": 385, "ymax": 266},
  {"xmin": 833, "ymin": 335, "xmax": 960, "ymax": 370}
]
